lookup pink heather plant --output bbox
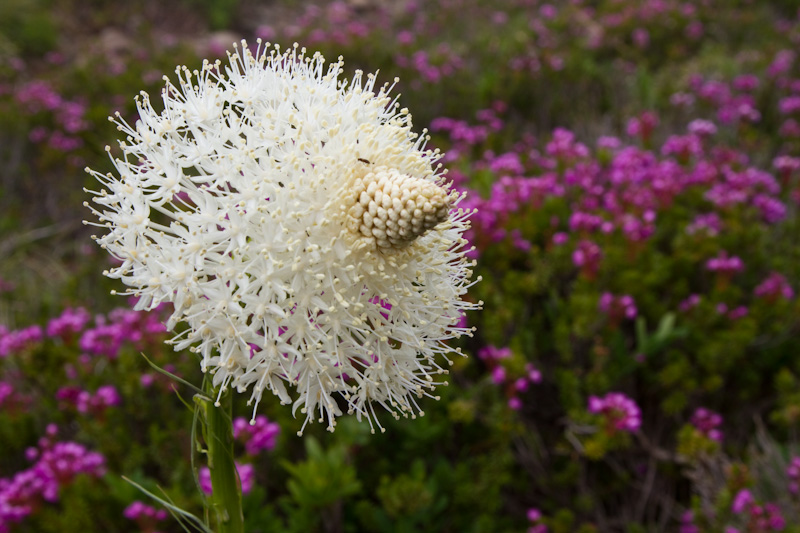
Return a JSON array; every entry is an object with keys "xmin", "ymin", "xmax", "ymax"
[
  {"xmin": 686, "ymin": 213, "xmax": 722, "ymax": 236},
  {"xmin": 546, "ymin": 128, "xmax": 589, "ymax": 160},
  {"xmin": 15, "ymin": 80, "xmax": 62, "ymax": 112},
  {"xmin": 787, "ymin": 456, "xmax": 800, "ymax": 495},
  {"xmin": 78, "ymin": 307, "xmax": 167, "ymax": 359},
  {"xmin": 0, "ymin": 326, "xmax": 43, "ymax": 358},
  {"xmin": 689, "ymin": 407, "xmax": 723, "ymax": 442},
  {"xmin": 79, "ymin": 385, "xmax": 121, "ymax": 415},
  {"xmin": 706, "ymin": 252, "xmax": 744, "ymax": 275},
  {"xmin": 46, "ymin": 307, "xmax": 91, "ymax": 339},
  {"xmin": 506, "ymin": 363, "xmax": 543, "ymax": 411},
  {"xmin": 727, "ymin": 306, "xmax": 749, "ymax": 321},
  {"xmin": 687, "ymin": 119, "xmax": 718, "ymax": 137},
  {"xmin": 732, "ymin": 489, "xmax": 754, "ymax": 514},
  {"xmin": 588, "ymin": 392, "xmax": 641, "ymax": 433},
  {"xmin": 599, "ymin": 293, "xmax": 638, "ymax": 321},
  {"xmin": 477, "ymin": 345, "xmax": 542, "ymax": 410},
  {"xmin": 626, "ymin": 111, "xmax": 659, "ymax": 144},
  {"xmin": 0, "ymin": 426, "xmax": 105, "ymax": 530},
  {"xmin": 56, "ymin": 385, "xmax": 121, "ymax": 416},
  {"xmin": 491, "ymin": 366, "xmax": 507, "ymax": 385},
  {"xmin": 233, "ymin": 415, "xmax": 280, "ymax": 456},
  {"xmin": 732, "ymin": 74, "xmax": 760, "ymax": 91},
  {"xmin": 773, "ymin": 155, "xmax": 800, "ymax": 178},
  {"xmin": 448, "ymin": 102, "xmax": 790, "ymax": 279},
  {"xmin": 680, "ymin": 510, "xmax": 699, "ymax": 533},
  {"xmin": 730, "ymin": 489, "xmax": 786, "ymax": 530},
  {"xmin": 754, "ymin": 272, "xmax": 795, "ymax": 300},
  {"xmin": 527, "ymin": 507, "xmax": 548, "ymax": 533},
  {"xmin": 199, "ymin": 463, "xmax": 254, "ymax": 496},
  {"xmin": 526, "ymin": 364, "xmax": 542, "ymax": 384},
  {"xmin": 661, "ymin": 133, "xmax": 703, "ymax": 161},
  {"xmin": 510, "ymin": 229, "xmax": 532, "ymax": 251},
  {"xmin": 13, "ymin": 79, "xmax": 89, "ymax": 161},
  {"xmin": 569, "ymin": 211, "xmax": 606, "ymax": 233},
  {"xmin": 572, "ymin": 240, "xmax": 602, "ymax": 277},
  {"xmin": 0, "ymin": 382, "xmax": 13, "ymax": 407},
  {"xmin": 0, "ymin": 381, "xmax": 26, "ymax": 415},
  {"xmin": 477, "ymin": 345, "xmax": 512, "ymax": 361},
  {"xmin": 123, "ymin": 500, "xmax": 169, "ymax": 533},
  {"xmin": 679, "ymin": 294, "xmax": 701, "ymax": 312}
]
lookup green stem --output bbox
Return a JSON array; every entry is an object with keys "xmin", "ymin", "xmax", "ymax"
[{"xmin": 201, "ymin": 379, "xmax": 245, "ymax": 533}]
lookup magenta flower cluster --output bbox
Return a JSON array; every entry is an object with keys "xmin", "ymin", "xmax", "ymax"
[
  {"xmin": 788, "ymin": 456, "xmax": 800, "ymax": 495},
  {"xmin": 440, "ymin": 104, "xmax": 788, "ymax": 277},
  {"xmin": 0, "ymin": 372, "xmax": 27, "ymax": 419},
  {"xmin": 138, "ymin": 363, "xmax": 180, "ymax": 392},
  {"xmin": 0, "ymin": 382, "xmax": 14, "ymax": 409},
  {"xmin": 123, "ymin": 501, "xmax": 168, "ymax": 533},
  {"xmin": 78, "ymin": 307, "xmax": 167, "ymax": 359},
  {"xmin": 706, "ymin": 252, "xmax": 744, "ymax": 275},
  {"xmin": 714, "ymin": 303, "xmax": 749, "ymax": 321},
  {"xmin": 257, "ymin": 1, "xmax": 371, "ymax": 48},
  {"xmin": 730, "ymin": 489, "xmax": 786, "ymax": 532},
  {"xmin": 55, "ymin": 385, "xmax": 120, "ymax": 416},
  {"xmin": 0, "ymin": 299, "xmax": 187, "ymax": 531},
  {"xmin": 46, "ymin": 307, "xmax": 91, "ymax": 339},
  {"xmin": 526, "ymin": 507, "xmax": 548, "ymax": 533},
  {"xmin": 14, "ymin": 80, "xmax": 89, "ymax": 160},
  {"xmin": 502, "ymin": 2, "xmax": 705, "ymax": 74},
  {"xmin": 572, "ymin": 240, "xmax": 603, "ymax": 277},
  {"xmin": 198, "ymin": 462, "xmax": 254, "ymax": 496},
  {"xmin": 598, "ymin": 292, "xmax": 638, "ymax": 322},
  {"xmin": 682, "ymin": 74, "xmax": 761, "ymax": 126},
  {"xmin": 395, "ymin": 45, "xmax": 465, "ymax": 87},
  {"xmin": 0, "ymin": 425, "xmax": 105, "ymax": 532},
  {"xmin": 683, "ymin": 457, "xmax": 800, "ymax": 532},
  {"xmin": 679, "ymin": 510, "xmax": 699, "ymax": 533},
  {"xmin": 686, "ymin": 213, "xmax": 722, "ymax": 236},
  {"xmin": 678, "ymin": 294, "xmax": 701, "ymax": 312},
  {"xmin": 754, "ymin": 272, "xmax": 795, "ymax": 301},
  {"xmin": 588, "ymin": 392, "xmax": 642, "ymax": 433},
  {"xmin": 689, "ymin": 407, "xmax": 723, "ymax": 442},
  {"xmin": 678, "ymin": 50, "xmax": 800, "ymax": 135},
  {"xmin": 478, "ymin": 345, "xmax": 542, "ymax": 411},
  {"xmin": 1, "ymin": 305, "xmax": 168, "ymax": 361},
  {"xmin": 233, "ymin": 415, "xmax": 280, "ymax": 456},
  {"xmin": 248, "ymin": 0, "xmax": 719, "ymax": 94},
  {"xmin": 0, "ymin": 325, "xmax": 43, "ymax": 358}
]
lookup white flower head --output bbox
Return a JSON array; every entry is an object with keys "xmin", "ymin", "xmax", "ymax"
[{"xmin": 85, "ymin": 40, "xmax": 481, "ymax": 435}]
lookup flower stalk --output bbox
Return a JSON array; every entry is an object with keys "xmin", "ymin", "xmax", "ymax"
[{"xmin": 199, "ymin": 380, "xmax": 244, "ymax": 533}]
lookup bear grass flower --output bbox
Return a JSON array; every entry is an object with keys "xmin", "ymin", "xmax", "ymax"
[{"xmin": 85, "ymin": 40, "xmax": 480, "ymax": 435}]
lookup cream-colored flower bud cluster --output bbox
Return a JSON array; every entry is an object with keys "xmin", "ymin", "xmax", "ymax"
[{"xmin": 348, "ymin": 167, "xmax": 455, "ymax": 249}]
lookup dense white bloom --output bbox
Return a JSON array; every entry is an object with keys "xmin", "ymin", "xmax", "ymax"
[{"xmin": 85, "ymin": 41, "xmax": 480, "ymax": 434}]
